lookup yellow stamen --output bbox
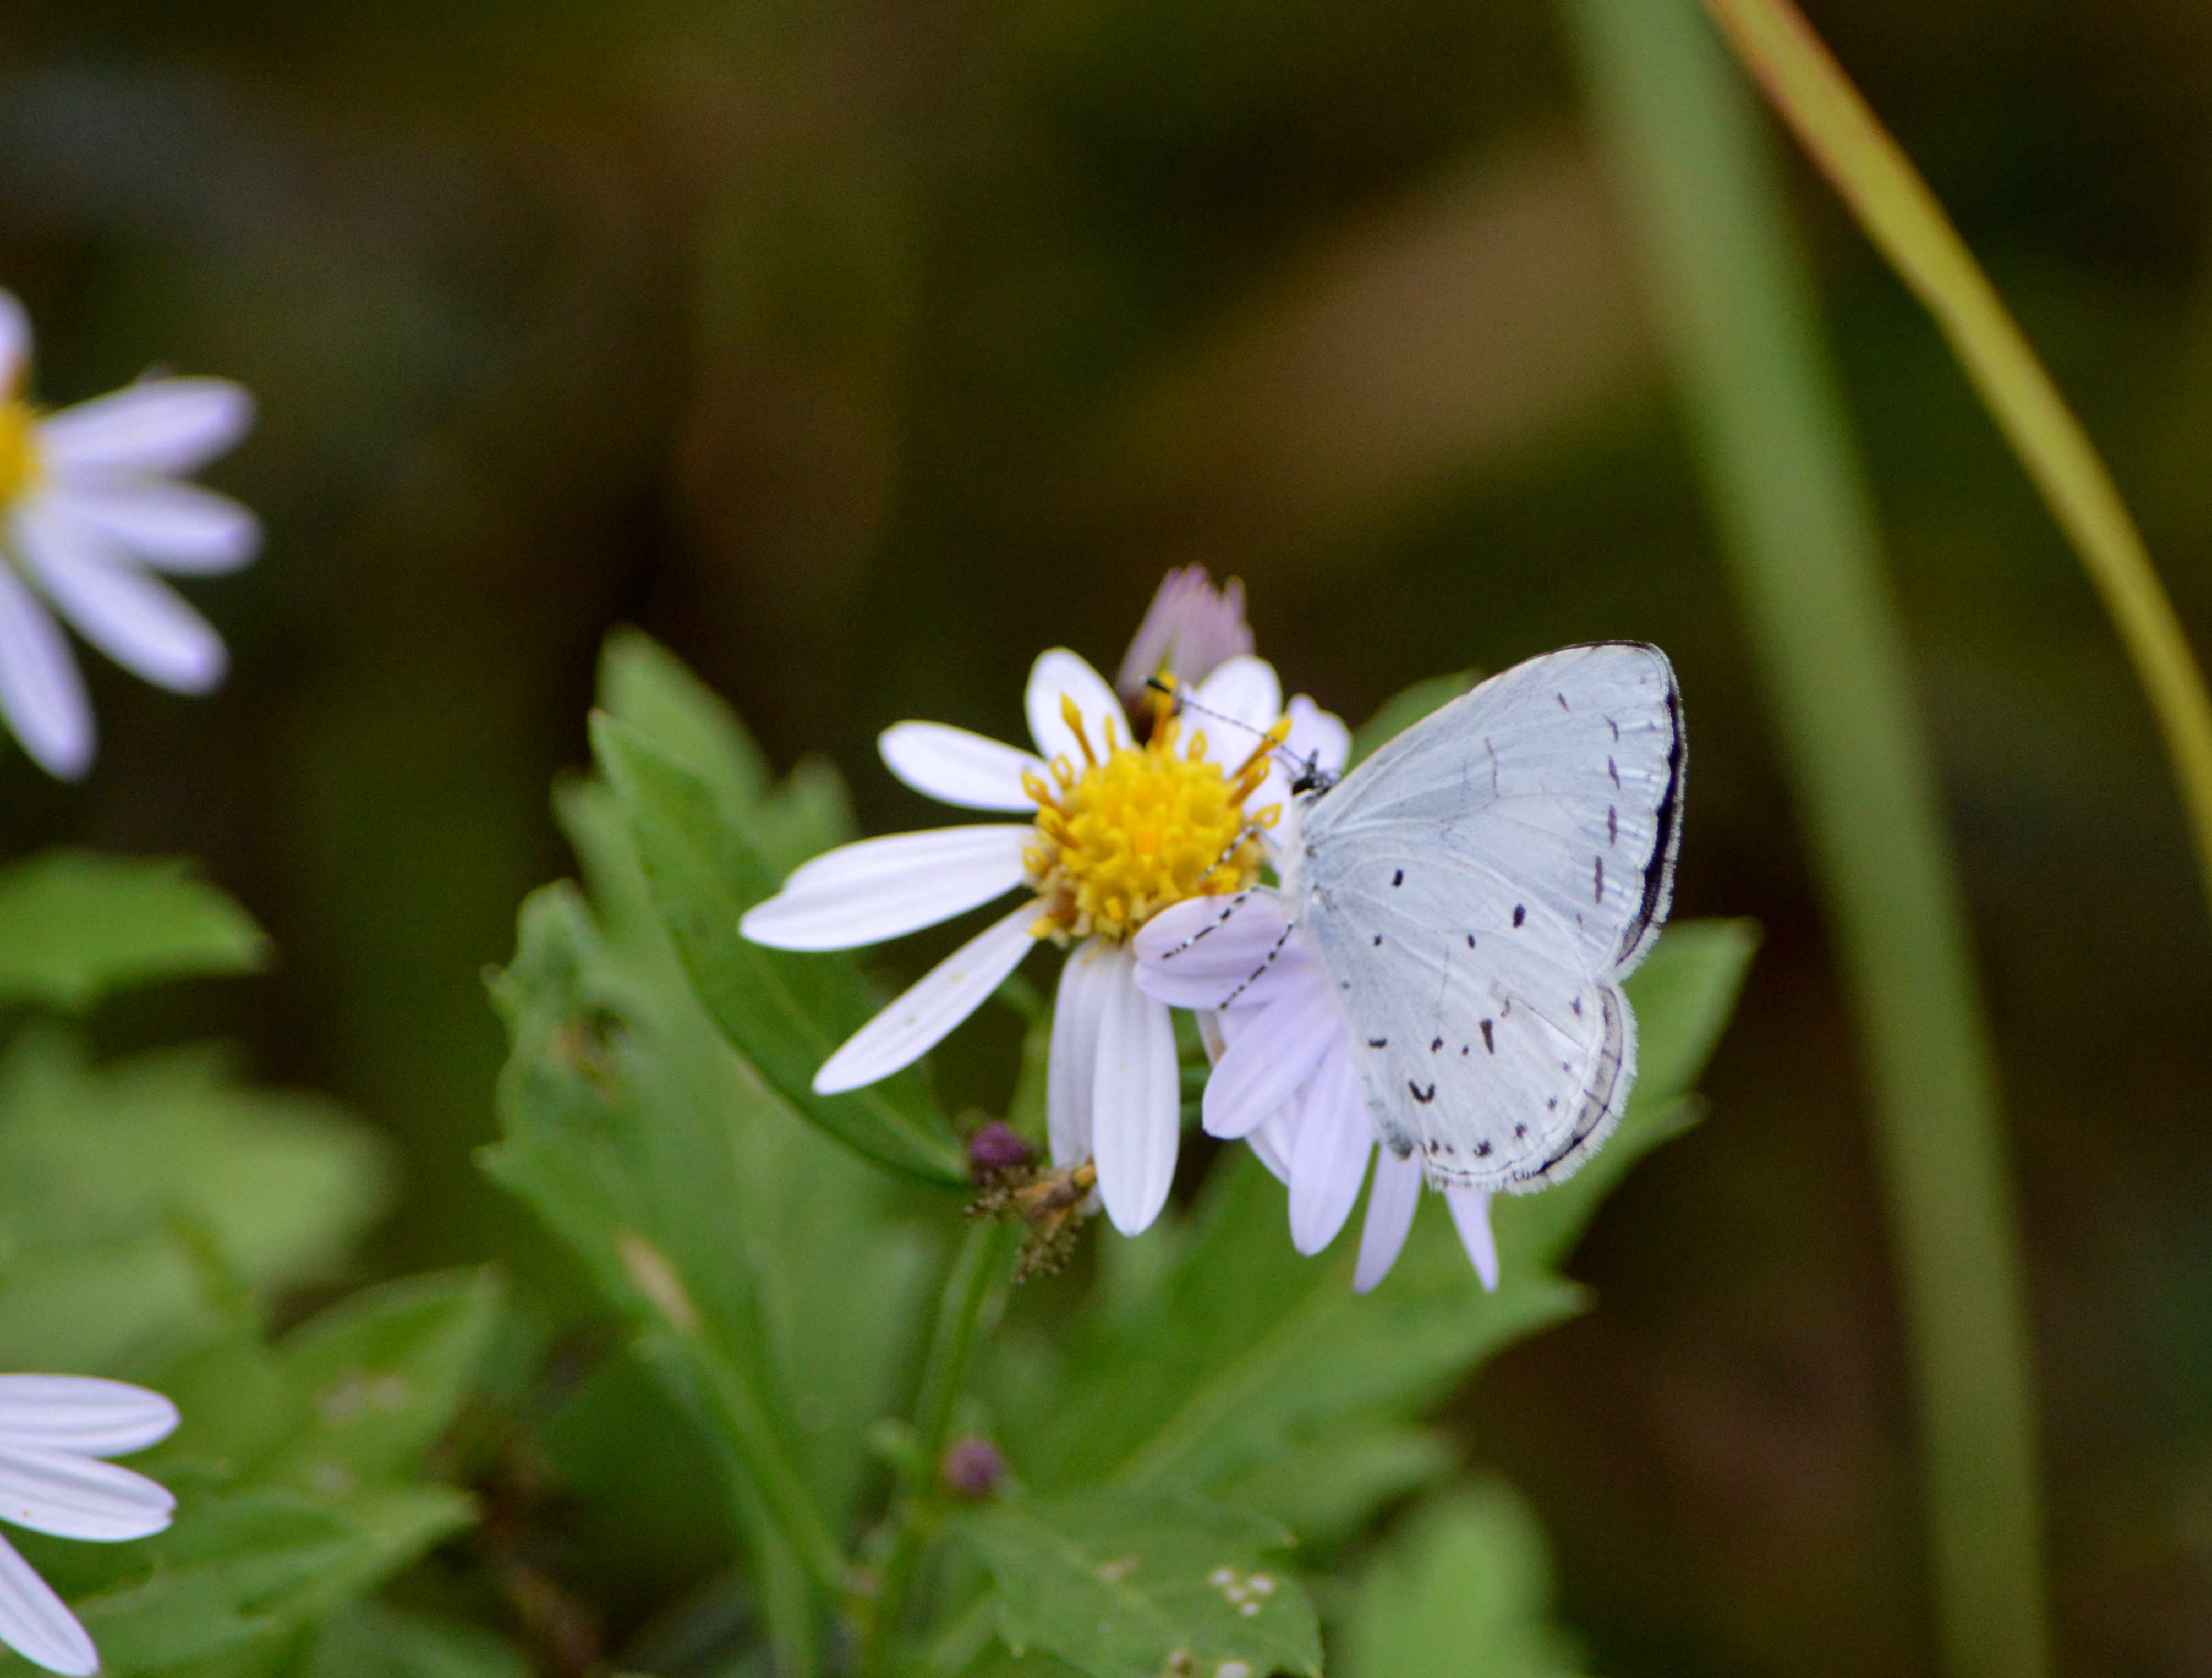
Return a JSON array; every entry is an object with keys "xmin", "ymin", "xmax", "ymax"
[
  {"xmin": 0, "ymin": 401, "xmax": 41, "ymax": 511},
  {"xmin": 1022, "ymin": 704, "xmax": 1285, "ymax": 946},
  {"xmin": 1059, "ymin": 694, "xmax": 1098, "ymax": 767}
]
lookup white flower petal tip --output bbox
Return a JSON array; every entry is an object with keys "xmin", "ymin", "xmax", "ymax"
[
  {"xmin": 0, "ymin": 1378, "xmax": 177, "ymax": 1457},
  {"xmin": 38, "ymin": 377, "xmax": 254, "ymax": 478},
  {"xmin": 58, "ymin": 482, "xmax": 261, "ymax": 576},
  {"xmin": 1113, "ymin": 566, "xmax": 1253, "ymax": 711},
  {"xmin": 1353, "ymin": 1151, "xmax": 1423, "ymax": 1294},
  {"xmin": 14, "ymin": 501, "xmax": 226, "ymax": 694},
  {"xmin": 0, "ymin": 1448, "xmax": 174, "ymax": 1541},
  {"xmin": 810, "ymin": 904, "xmax": 1038, "ymax": 1094},
  {"xmin": 0, "ymin": 565, "xmax": 93, "ymax": 780},
  {"xmin": 0, "ymin": 1533, "xmax": 97, "ymax": 1678},
  {"xmin": 878, "ymin": 723, "xmax": 1043, "ymax": 812},
  {"xmin": 1130, "ymin": 891, "xmax": 1310, "ymax": 1011},
  {"xmin": 1023, "ymin": 649, "xmax": 1126, "ymax": 767},
  {"xmin": 1446, "ymin": 1186, "xmax": 1500, "ymax": 1292},
  {"xmin": 1091, "ymin": 964, "xmax": 1179, "ymax": 1236},
  {"xmin": 740, "ymin": 827, "xmax": 1030, "ymax": 951},
  {"xmin": 1285, "ymin": 695, "xmax": 1351, "ymax": 779}
]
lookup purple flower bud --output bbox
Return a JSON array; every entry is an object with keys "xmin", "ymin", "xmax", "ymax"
[
  {"xmin": 967, "ymin": 1121, "xmax": 1032, "ymax": 1182},
  {"xmin": 1115, "ymin": 566, "xmax": 1255, "ymax": 716},
  {"xmin": 939, "ymin": 1436, "xmax": 1007, "ymax": 1502}
]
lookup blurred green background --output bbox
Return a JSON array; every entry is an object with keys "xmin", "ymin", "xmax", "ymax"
[{"xmin": 2, "ymin": 1, "xmax": 2208, "ymax": 1673}]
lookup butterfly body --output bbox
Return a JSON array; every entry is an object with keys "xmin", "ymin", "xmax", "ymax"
[{"xmin": 1290, "ymin": 642, "xmax": 1683, "ymax": 1192}]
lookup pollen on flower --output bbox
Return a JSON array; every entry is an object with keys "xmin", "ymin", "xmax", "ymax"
[
  {"xmin": 1021, "ymin": 698, "xmax": 1284, "ymax": 944},
  {"xmin": 0, "ymin": 401, "xmax": 40, "ymax": 509}
]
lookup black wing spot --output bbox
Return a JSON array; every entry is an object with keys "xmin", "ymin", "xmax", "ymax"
[
  {"xmin": 1465, "ymin": 933, "xmax": 1477, "ymax": 949},
  {"xmin": 1391, "ymin": 868, "xmax": 1404, "ymax": 887},
  {"xmin": 1408, "ymin": 1081, "xmax": 1437, "ymax": 1104},
  {"xmin": 1367, "ymin": 1037, "xmax": 1388, "ymax": 1049},
  {"xmin": 1514, "ymin": 1123, "xmax": 1527, "ymax": 1138},
  {"xmin": 1512, "ymin": 904, "xmax": 1526, "ymax": 928},
  {"xmin": 1475, "ymin": 1139, "xmax": 1493, "ymax": 1158},
  {"xmin": 1571, "ymin": 996, "xmax": 1583, "ymax": 1017},
  {"xmin": 1608, "ymin": 716, "xmax": 1620, "ymax": 741},
  {"xmin": 1556, "ymin": 692, "xmax": 1569, "ymax": 711},
  {"xmin": 1608, "ymin": 755, "xmax": 1621, "ymax": 789},
  {"xmin": 1430, "ymin": 1036, "xmax": 1443, "ymax": 1052},
  {"xmin": 1480, "ymin": 1019, "xmax": 1495, "ymax": 1054},
  {"xmin": 1607, "ymin": 804, "xmax": 1618, "ymax": 846},
  {"xmin": 1594, "ymin": 855, "xmax": 1606, "ymax": 903},
  {"xmin": 1547, "ymin": 1097, "xmax": 1558, "ymax": 1110}
]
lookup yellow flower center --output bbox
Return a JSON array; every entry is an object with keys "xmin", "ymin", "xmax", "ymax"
[
  {"xmin": 1022, "ymin": 692, "xmax": 1286, "ymax": 945},
  {"xmin": 0, "ymin": 401, "xmax": 37, "ymax": 509}
]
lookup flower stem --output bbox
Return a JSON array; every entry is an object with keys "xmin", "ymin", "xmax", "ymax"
[
  {"xmin": 1556, "ymin": 4, "xmax": 2051, "ymax": 1676},
  {"xmin": 857, "ymin": 1216, "xmax": 1016, "ymax": 1677}
]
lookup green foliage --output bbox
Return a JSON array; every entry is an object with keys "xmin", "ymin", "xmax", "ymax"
[
  {"xmin": 1346, "ymin": 674, "xmax": 1475, "ymax": 768},
  {"xmin": 1340, "ymin": 1482, "xmax": 1584, "ymax": 1678},
  {"xmin": 957, "ymin": 1490, "xmax": 1321, "ymax": 1678},
  {"xmin": 0, "ymin": 852, "xmax": 270, "ymax": 1013}
]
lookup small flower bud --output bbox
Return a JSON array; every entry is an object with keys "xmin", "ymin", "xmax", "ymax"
[
  {"xmin": 967, "ymin": 1121, "xmax": 1032, "ymax": 1183},
  {"xmin": 939, "ymin": 1436, "xmax": 1007, "ymax": 1502},
  {"xmin": 1116, "ymin": 566, "xmax": 1255, "ymax": 719}
]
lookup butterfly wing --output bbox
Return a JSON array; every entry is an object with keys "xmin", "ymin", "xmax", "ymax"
[{"xmin": 1296, "ymin": 642, "xmax": 1682, "ymax": 1188}]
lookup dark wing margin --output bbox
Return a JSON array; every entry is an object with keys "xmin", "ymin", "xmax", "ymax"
[{"xmin": 1600, "ymin": 643, "xmax": 1683, "ymax": 972}]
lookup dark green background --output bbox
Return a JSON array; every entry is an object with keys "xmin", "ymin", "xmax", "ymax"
[{"xmin": 2, "ymin": 2, "xmax": 2208, "ymax": 1673}]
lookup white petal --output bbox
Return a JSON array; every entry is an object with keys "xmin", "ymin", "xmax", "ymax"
[
  {"xmin": 14, "ymin": 501, "xmax": 225, "ymax": 693},
  {"xmin": 0, "ymin": 1533, "xmax": 96, "ymax": 1677},
  {"xmin": 1285, "ymin": 695, "xmax": 1351, "ymax": 777},
  {"xmin": 1447, "ymin": 1186, "xmax": 1499, "ymax": 1292},
  {"xmin": 812, "ymin": 904, "xmax": 1037, "ymax": 1094},
  {"xmin": 1025, "ymin": 648, "xmax": 1128, "ymax": 767},
  {"xmin": 1090, "ymin": 956, "xmax": 1180, "ymax": 1235},
  {"xmin": 1288, "ymin": 1052, "xmax": 1372, "ymax": 1255},
  {"xmin": 51, "ymin": 481, "xmax": 259, "ymax": 575},
  {"xmin": 1354, "ymin": 1151, "xmax": 1422, "ymax": 1293},
  {"xmin": 0, "ymin": 1447, "xmax": 173, "ymax": 1541},
  {"xmin": 879, "ymin": 722, "xmax": 1042, "ymax": 812},
  {"xmin": 1200, "ymin": 969, "xmax": 1342, "ymax": 1139},
  {"xmin": 1130, "ymin": 889, "xmax": 1311, "ymax": 1011},
  {"xmin": 1047, "ymin": 936, "xmax": 1118, "ymax": 1169},
  {"xmin": 0, "ymin": 564, "xmax": 91, "ymax": 779},
  {"xmin": 1245, "ymin": 1108, "xmax": 1295, "ymax": 1184},
  {"xmin": 0, "ymin": 295, "xmax": 29, "ymax": 398},
  {"xmin": 37, "ymin": 378, "xmax": 253, "ymax": 478},
  {"xmin": 1186, "ymin": 655, "xmax": 1283, "ymax": 765},
  {"xmin": 741, "ymin": 827, "xmax": 1030, "ymax": 951},
  {"xmin": 0, "ymin": 1378, "xmax": 177, "ymax": 1457}
]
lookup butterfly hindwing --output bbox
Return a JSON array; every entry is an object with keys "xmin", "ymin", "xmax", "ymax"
[{"xmin": 1294, "ymin": 642, "xmax": 1679, "ymax": 1186}]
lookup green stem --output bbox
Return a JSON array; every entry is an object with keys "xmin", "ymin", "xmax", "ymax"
[
  {"xmin": 1554, "ymin": 6, "xmax": 2051, "ymax": 1678},
  {"xmin": 858, "ymin": 1218, "xmax": 1016, "ymax": 1677}
]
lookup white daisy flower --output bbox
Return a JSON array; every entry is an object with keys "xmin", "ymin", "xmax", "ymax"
[
  {"xmin": 1131, "ymin": 722, "xmax": 1503, "ymax": 1296},
  {"xmin": 0, "ymin": 289, "xmax": 259, "ymax": 780},
  {"xmin": 0, "ymin": 1375, "xmax": 179, "ymax": 1676},
  {"xmin": 1113, "ymin": 566, "xmax": 1254, "ymax": 719},
  {"xmin": 742, "ymin": 646, "xmax": 1310, "ymax": 1236}
]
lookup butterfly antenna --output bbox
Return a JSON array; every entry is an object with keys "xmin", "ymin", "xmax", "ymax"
[{"xmin": 1146, "ymin": 675, "xmax": 1327, "ymax": 790}]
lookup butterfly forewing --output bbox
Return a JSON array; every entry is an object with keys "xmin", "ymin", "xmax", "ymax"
[{"xmin": 1295, "ymin": 643, "xmax": 1680, "ymax": 1189}]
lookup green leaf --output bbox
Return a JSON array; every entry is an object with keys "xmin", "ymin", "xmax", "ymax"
[
  {"xmin": 957, "ymin": 1489, "xmax": 1320, "ymax": 1678},
  {"xmin": 301, "ymin": 1603, "xmax": 531, "ymax": 1678},
  {"xmin": 1349, "ymin": 675, "xmax": 1476, "ymax": 767},
  {"xmin": 0, "ymin": 851, "xmax": 269, "ymax": 1012},
  {"xmin": 1212, "ymin": 1428, "xmax": 1457, "ymax": 1555},
  {"xmin": 0, "ymin": 1029, "xmax": 394, "ymax": 1369},
  {"xmin": 589, "ymin": 712, "xmax": 966, "ymax": 1185},
  {"xmin": 1341, "ymin": 1482, "xmax": 1586, "ymax": 1678}
]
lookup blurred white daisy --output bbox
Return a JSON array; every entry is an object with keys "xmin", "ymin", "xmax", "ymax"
[
  {"xmin": 0, "ymin": 1375, "xmax": 179, "ymax": 1676},
  {"xmin": 743, "ymin": 645, "xmax": 1312, "ymax": 1235},
  {"xmin": 1132, "ymin": 846, "xmax": 1501, "ymax": 1297},
  {"xmin": 1113, "ymin": 565, "xmax": 1253, "ymax": 719},
  {"xmin": 0, "ymin": 289, "xmax": 259, "ymax": 780}
]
